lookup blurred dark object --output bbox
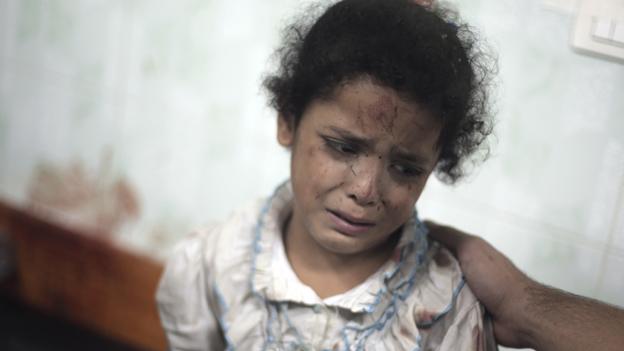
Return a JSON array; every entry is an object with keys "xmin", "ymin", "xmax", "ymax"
[
  {"xmin": 0, "ymin": 200, "xmax": 167, "ymax": 351},
  {"xmin": 0, "ymin": 294, "xmax": 142, "ymax": 351},
  {"xmin": 0, "ymin": 229, "xmax": 14, "ymax": 283}
]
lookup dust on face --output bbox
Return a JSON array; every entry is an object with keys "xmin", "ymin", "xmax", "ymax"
[{"xmin": 278, "ymin": 77, "xmax": 441, "ymax": 258}]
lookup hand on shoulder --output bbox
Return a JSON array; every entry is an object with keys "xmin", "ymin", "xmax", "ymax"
[
  {"xmin": 425, "ymin": 221, "xmax": 534, "ymax": 348},
  {"xmin": 426, "ymin": 220, "xmax": 624, "ymax": 351}
]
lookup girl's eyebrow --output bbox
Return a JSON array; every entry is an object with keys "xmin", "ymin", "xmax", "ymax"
[
  {"xmin": 391, "ymin": 147, "xmax": 432, "ymax": 166},
  {"xmin": 326, "ymin": 127, "xmax": 370, "ymax": 147}
]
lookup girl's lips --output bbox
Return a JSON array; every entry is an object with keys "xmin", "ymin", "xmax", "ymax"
[{"xmin": 327, "ymin": 210, "xmax": 375, "ymax": 236}]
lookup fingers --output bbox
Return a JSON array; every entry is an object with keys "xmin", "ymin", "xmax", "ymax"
[{"xmin": 424, "ymin": 220, "xmax": 473, "ymax": 256}]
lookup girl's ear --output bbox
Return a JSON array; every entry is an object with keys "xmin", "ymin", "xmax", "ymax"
[{"xmin": 277, "ymin": 114, "xmax": 294, "ymax": 147}]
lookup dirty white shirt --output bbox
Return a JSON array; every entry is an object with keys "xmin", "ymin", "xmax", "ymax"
[{"xmin": 156, "ymin": 182, "xmax": 498, "ymax": 351}]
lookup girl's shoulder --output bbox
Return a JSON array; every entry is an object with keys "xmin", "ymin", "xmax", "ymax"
[
  {"xmin": 159, "ymin": 196, "xmax": 269, "ymax": 283},
  {"xmin": 414, "ymin": 239, "xmax": 476, "ymax": 311},
  {"xmin": 190, "ymin": 196, "xmax": 268, "ymax": 259},
  {"xmin": 401, "ymin": 239, "xmax": 498, "ymax": 349},
  {"xmin": 391, "ymin": 238, "xmax": 470, "ymax": 318},
  {"xmin": 422, "ymin": 239, "xmax": 465, "ymax": 294}
]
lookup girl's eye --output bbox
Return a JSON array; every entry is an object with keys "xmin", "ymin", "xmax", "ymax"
[
  {"xmin": 324, "ymin": 138, "xmax": 358, "ymax": 155},
  {"xmin": 392, "ymin": 163, "xmax": 424, "ymax": 178}
]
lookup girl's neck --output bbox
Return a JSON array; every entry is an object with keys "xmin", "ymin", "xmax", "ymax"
[{"xmin": 282, "ymin": 213, "xmax": 398, "ymax": 299}]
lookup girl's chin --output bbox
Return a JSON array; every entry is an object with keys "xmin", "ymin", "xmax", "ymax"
[{"xmin": 311, "ymin": 230, "xmax": 376, "ymax": 256}]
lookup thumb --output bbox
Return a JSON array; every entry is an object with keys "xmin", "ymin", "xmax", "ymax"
[{"xmin": 424, "ymin": 220, "xmax": 472, "ymax": 257}]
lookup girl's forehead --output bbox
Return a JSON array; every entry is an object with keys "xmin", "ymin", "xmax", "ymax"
[{"xmin": 323, "ymin": 79, "xmax": 441, "ymax": 140}]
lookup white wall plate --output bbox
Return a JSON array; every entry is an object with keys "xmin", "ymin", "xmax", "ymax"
[{"xmin": 572, "ymin": 0, "xmax": 624, "ymax": 63}]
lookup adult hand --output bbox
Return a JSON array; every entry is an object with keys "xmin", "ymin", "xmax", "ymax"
[{"xmin": 426, "ymin": 221, "xmax": 624, "ymax": 351}]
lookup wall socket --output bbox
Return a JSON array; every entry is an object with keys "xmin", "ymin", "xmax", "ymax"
[{"xmin": 572, "ymin": 0, "xmax": 624, "ymax": 63}]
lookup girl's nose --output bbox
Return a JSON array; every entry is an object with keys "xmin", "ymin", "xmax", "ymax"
[{"xmin": 346, "ymin": 160, "xmax": 382, "ymax": 207}]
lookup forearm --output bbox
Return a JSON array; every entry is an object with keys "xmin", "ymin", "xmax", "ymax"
[
  {"xmin": 523, "ymin": 284, "xmax": 624, "ymax": 351},
  {"xmin": 425, "ymin": 221, "xmax": 624, "ymax": 351}
]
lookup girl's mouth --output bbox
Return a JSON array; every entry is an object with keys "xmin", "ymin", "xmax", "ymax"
[{"xmin": 327, "ymin": 209, "xmax": 375, "ymax": 236}]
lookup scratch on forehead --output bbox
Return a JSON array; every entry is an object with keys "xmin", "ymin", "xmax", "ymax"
[
  {"xmin": 355, "ymin": 102, "xmax": 366, "ymax": 131},
  {"xmin": 365, "ymin": 93, "xmax": 398, "ymax": 134}
]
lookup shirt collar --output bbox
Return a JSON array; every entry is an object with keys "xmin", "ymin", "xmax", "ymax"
[{"xmin": 250, "ymin": 181, "xmax": 427, "ymax": 314}]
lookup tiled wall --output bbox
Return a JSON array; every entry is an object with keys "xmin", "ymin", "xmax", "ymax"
[
  {"xmin": 418, "ymin": 0, "xmax": 624, "ymax": 310},
  {"xmin": 0, "ymin": 0, "xmax": 622, "ymax": 339}
]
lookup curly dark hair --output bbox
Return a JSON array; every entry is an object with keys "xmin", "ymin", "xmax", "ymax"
[{"xmin": 263, "ymin": 0, "xmax": 496, "ymax": 183}]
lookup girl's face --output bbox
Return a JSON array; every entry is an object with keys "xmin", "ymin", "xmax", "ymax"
[{"xmin": 278, "ymin": 78, "xmax": 441, "ymax": 257}]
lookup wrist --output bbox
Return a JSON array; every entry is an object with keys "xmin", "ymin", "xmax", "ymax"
[
  {"xmin": 517, "ymin": 281, "xmax": 550, "ymax": 349},
  {"xmin": 519, "ymin": 281, "xmax": 583, "ymax": 350},
  {"xmin": 494, "ymin": 275, "xmax": 546, "ymax": 349}
]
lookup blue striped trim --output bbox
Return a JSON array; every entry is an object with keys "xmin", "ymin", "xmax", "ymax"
[
  {"xmin": 339, "ymin": 212, "xmax": 430, "ymax": 350},
  {"xmin": 213, "ymin": 283, "xmax": 235, "ymax": 351},
  {"xmin": 280, "ymin": 302, "xmax": 305, "ymax": 343},
  {"xmin": 413, "ymin": 335, "xmax": 423, "ymax": 351},
  {"xmin": 249, "ymin": 181, "xmax": 288, "ymax": 350},
  {"xmin": 416, "ymin": 278, "xmax": 466, "ymax": 329}
]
